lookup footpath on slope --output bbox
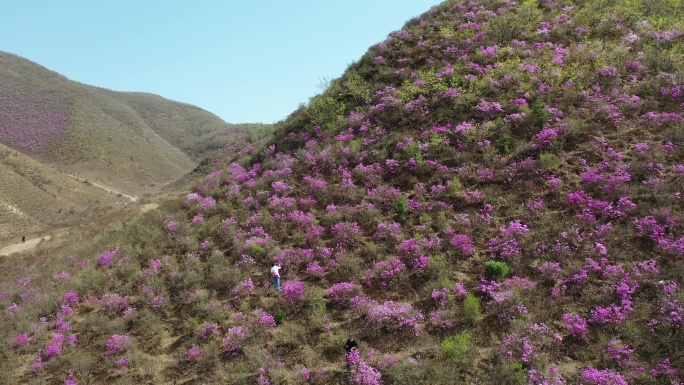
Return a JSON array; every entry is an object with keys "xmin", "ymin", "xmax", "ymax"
[
  {"xmin": 0, "ymin": 235, "xmax": 53, "ymax": 257},
  {"xmin": 64, "ymin": 174, "xmax": 139, "ymax": 202}
]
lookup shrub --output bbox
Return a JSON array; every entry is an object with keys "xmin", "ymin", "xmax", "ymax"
[
  {"xmin": 105, "ymin": 334, "xmax": 132, "ymax": 357},
  {"xmin": 578, "ymin": 367, "xmax": 628, "ymax": 385},
  {"xmin": 330, "ymin": 222, "xmax": 363, "ymax": 248},
  {"xmin": 281, "ymin": 280, "xmax": 305, "ymax": 303},
  {"xmin": 223, "ymin": 326, "xmax": 249, "ymax": 356},
  {"xmin": 395, "ymin": 195, "xmax": 409, "ymax": 217},
  {"xmin": 275, "ymin": 309, "xmax": 286, "ymax": 325},
  {"xmin": 499, "ymin": 132, "xmax": 511, "ymax": 154},
  {"xmin": 440, "ymin": 331, "xmax": 471, "ymax": 364},
  {"xmin": 462, "ymin": 294, "xmax": 483, "ymax": 324},
  {"xmin": 347, "ymin": 349, "xmax": 383, "ymax": 385},
  {"xmin": 324, "ymin": 282, "xmax": 362, "ymax": 305},
  {"xmin": 484, "ymin": 261, "xmax": 509, "ymax": 280},
  {"xmin": 364, "ymin": 258, "xmax": 407, "ymax": 287},
  {"xmin": 365, "ymin": 300, "xmax": 425, "ymax": 336}
]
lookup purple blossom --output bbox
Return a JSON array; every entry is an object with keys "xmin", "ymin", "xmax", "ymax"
[
  {"xmin": 53, "ymin": 271, "xmax": 70, "ymax": 281},
  {"xmin": 325, "ymin": 282, "xmax": 362, "ymax": 304},
  {"xmin": 331, "ymin": 221, "xmax": 362, "ymax": 248},
  {"xmin": 97, "ymin": 247, "xmax": 120, "ymax": 268},
  {"xmin": 475, "ymin": 98, "xmax": 504, "ymax": 117},
  {"xmin": 11, "ymin": 332, "xmax": 33, "ymax": 347},
  {"xmin": 60, "ymin": 290, "xmax": 79, "ymax": 304},
  {"xmin": 7, "ymin": 302, "xmax": 20, "ymax": 314},
  {"xmin": 186, "ymin": 346, "xmax": 202, "ymax": 361},
  {"xmin": 578, "ymin": 367, "xmax": 628, "ymax": 385},
  {"xmin": 282, "ymin": 280, "xmax": 305, "ymax": 303},
  {"xmin": 223, "ymin": 326, "xmax": 248, "ymax": 355},
  {"xmin": 562, "ymin": 313, "xmax": 588, "ymax": 339},
  {"xmin": 105, "ymin": 334, "xmax": 131, "ymax": 357},
  {"xmin": 450, "ymin": 234, "xmax": 475, "ymax": 256},
  {"xmin": 365, "ymin": 301, "xmax": 424, "ymax": 336}
]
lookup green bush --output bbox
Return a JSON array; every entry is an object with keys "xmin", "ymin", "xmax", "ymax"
[
  {"xmin": 441, "ymin": 331, "xmax": 471, "ymax": 363},
  {"xmin": 462, "ymin": 294, "xmax": 483, "ymax": 324},
  {"xmin": 484, "ymin": 260, "xmax": 509, "ymax": 279},
  {"xmin": 275, "ymin": 309, "xmax": 286, "ymax": 325},
  {"xmin": 539, "ymin": 152, "xmax": 560, "ymax": 171},
  {"xmin": 531, "ymin": 99, "xmax": 551, "ymax": 128},
  {"xmin": 499, "ymin": 132, "xmax": 511, "ymax": 155},
  {"xmin": 395, "ymin": 195, "xmax": 409, "ymax": 217}
]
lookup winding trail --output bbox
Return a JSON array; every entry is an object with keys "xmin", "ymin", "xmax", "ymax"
[
  {"xmin": 65, "ymin": 174, "xmax": 138, "ymax": 202},
  {"xmin": 0, "ymin": 235, "xmax": 51, "ymax": 256}
]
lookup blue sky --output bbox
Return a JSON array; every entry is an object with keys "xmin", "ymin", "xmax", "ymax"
[{"xmin": 0, "ymin": 1, "xmax": 443, "ymax": 124}]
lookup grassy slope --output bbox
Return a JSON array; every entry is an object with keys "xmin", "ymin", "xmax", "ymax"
[
  {"xmin": 114, "ymin": 92, "xmax": 228, "ymax": 157},
  {"xmin": 0, "ymin": 51, "xmax": 232, "ymax": 193},
  {"xmin": 0, "ymin": 143, "xmax": 120, "ymax": 241},
  {"xmin": 1, "ymin": 0, "xmax": 684, "ymax": 384},
  {"xmin": 0, "ymin": 51, "xmax": 240, "ymax": 240}
]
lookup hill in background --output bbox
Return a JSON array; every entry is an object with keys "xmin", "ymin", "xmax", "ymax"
[
  {"xmin": 1, "ymin": 0, "xmax": 683, "ymax": 384},
  {"xmin": 0, "ymin": 51, "xmax": 271, "ymax": 242}
]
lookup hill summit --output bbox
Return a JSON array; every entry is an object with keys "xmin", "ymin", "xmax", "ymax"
[{"xmin": 1, "ymin": 0, "xmax": 683, "ymax": 384}]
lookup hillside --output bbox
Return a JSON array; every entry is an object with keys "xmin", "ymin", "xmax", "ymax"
[
  {"xmin": 0, "ymin": 52, "xmax": 201, "ymax": 190},
  {"xmin": 0, "ymin": 142, "xmax": 122, "ymax": 240},
  {"xmin": 0, "ymin": 52, "xmax": 265, "ymax": 242},
  {"xmin": 1, "ymin": 0, "xmax": 684, "ymax": 384},
  {"xmin": 112, "ymin": 91, "xmax": 229, "ymax": 157}
]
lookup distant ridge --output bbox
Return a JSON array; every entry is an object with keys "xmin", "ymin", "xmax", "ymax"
[
  {"xmin": 0, "ymin": 51, "xmax": 231, "ymax": 189},
  {"xmin": 0, "ymin": 51, "xmax": 252, "ymax": 240}
]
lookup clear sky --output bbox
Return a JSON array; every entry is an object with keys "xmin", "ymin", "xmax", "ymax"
[{"xmin": 0, "ymin": 1, "xmax": 443, "ymax": 124}]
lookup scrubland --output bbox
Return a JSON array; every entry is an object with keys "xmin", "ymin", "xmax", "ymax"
[{"xmin": 1, "ymin": 0, "xmax": 683, "ymax": 384}]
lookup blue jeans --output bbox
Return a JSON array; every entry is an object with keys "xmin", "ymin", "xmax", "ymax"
[{"xmin": 273, "ymin": 275, "xmax": 280, "ymax": 290}]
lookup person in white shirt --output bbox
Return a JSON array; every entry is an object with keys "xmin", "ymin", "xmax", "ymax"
[{"xmin": 270, "ymin": 264, "xmax": 282, "ymax": 291}]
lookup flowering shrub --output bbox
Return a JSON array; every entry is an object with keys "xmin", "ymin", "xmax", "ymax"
[
  {"xmin": 364, "ymin": 259, "xmax": 406, "ymax": 287},
  {"xmin": 373, "ymin": 222, "xmax": 403, "ymax": 243},
  {"xmin": 105, "ymin": 334, "xmax": 131, "ymax": 357},
  {"xmin": 60, "ymin": 290, "xmax": 79, "ymax": 304},
  {"xmin": 97, "ymin": 248, "xmax": 120, "ymax": 268},
  {"xmin": 231, "ymin": 279, "xmax": 255, "ymax": 301},
  {"xmin": 281, "ymin": 280, "xmax": 305, "ymax": 303},
  {"xmin": 324, "ymin": 282, "xmax": 362, "ymax": 305},
  {"xmin": 486, "ymin": 220, "xmax": 530, "ymax": 261},
  {"xmin": 562, "ymin": 313, "xmax": 588, "ymax": 340},
  {"xmin": 100, "ymin": 294, "xmax": 129, "ymax": 315},
  {"xmin": 450, "ymin": 234, "xmax": 475, "ymax": 256},
  {"xmin": 331, "ymin": 222, "xmax": 363, "ymax": 248},
  {"xmin": 11, "ymin": 332, "xmax": 34, "ymax": 348},
  {"xmin": 254, "ymin": 309, "xmax": 276, "ymax": 328},
  {"xmin": 348, "ymin": 349, "xmax": 383, "ymax": 385},
  {"xmin": 199, "ymin": 322, "xmax": 220, "ymax": 340},
  {"xmin": 186, "ymin": 346, "xmax": 201, "ymax": 361},
  {"xmin": 365, "ymin": 301, "xmax": 424, "ymax": 336},
  {"xmin": 578, "ymin": 367, "xmax": 628, "ymax": 385},
  {"xmin": 223, "ymin": 326, "xmax": 248, "ymax": 355}
]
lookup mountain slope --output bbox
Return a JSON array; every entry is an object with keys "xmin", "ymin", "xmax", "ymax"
[
  {"xmin": 0, "ymin": 51, "xmax": 229, "ymax": 195},
  {"xmin": 114, "ymin": 91, "xmax": 228, "ymax": 157},
  {"xmin": 0, "ymin": 51, "xmax": 242, "ymax": 240},
  {"xmin": 1, "ymin": 1, "xmax": 683, "ymax": 384},
  {"xmin": 0, "ymin": 142, "xmax": 120, "ymax": 239}
]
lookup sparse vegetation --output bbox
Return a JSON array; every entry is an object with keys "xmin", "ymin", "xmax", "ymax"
[{"xmin": 2, "ymin": 0, "xmax": 684, "ymax": 383}]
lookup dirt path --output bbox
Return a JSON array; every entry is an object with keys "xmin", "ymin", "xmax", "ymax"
[
  {"xmin": 64, "ymin": 174, "xmax": 139, "ymax": 202},
  {"xmin": 0, "ymin": 235, "xmax": 52, "ymax": 256}
]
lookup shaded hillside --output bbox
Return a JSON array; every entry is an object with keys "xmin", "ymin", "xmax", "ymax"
[
  {"xmin": 1, "ymin": 1, "xmax": 684, "ymax": 384},
  {"xmin": 114, "ymin": 92, "xmax": 230, "ymax": 157},
  {"xmin": 0, "ymin": 51, "xmax": 263, "ymax": 240},
  {"xmin": 0, "ymin": 51, "xmax": 229, "ymax": 196}
]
